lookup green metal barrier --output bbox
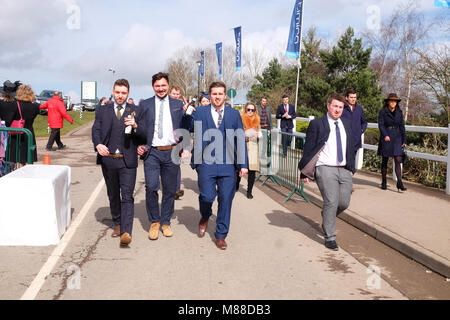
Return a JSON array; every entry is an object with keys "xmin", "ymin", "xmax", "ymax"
[
  {"xmin": 0, "ymin": 127, "xmax": 36, "ymax": 176},
  {"xmin": 256, "ymin": 130, "xmax": 282, "ymax": 187}
]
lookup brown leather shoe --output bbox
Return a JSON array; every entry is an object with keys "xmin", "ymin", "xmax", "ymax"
[
  {"xmin": 215, "ymin": 238, "xmax": 227, "ymax": 250},
  {"xmin": 148, "ymin": 222, "xmax": 160, "ymax": 240},
  {"xmin": 112, "ymin": 225, "xmax": 121, "ymax": 238},
  {"xmin": 161, "ymin": 225, "xmax": 173, "ymax": 237},
  {"xmin": 120, "ymin": 233, "xmax": 132, "ymax": 247},
  {"xmin": 198, "ymin": 218, "xmax": 209, "ymax": 237}
]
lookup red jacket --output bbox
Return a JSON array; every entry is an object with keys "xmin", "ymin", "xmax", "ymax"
[{"xmin": 40, "ymin": 96, "xmax": 73, "ymax": 129}]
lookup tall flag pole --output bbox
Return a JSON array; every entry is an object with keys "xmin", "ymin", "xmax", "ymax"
[
  {"xmin": 285, "ymin": 0, "xmax": 305, "ymax": 110},
  {"xmin": 216, "ymin": 42, "xmax": 223, "ymax": 80},
  {"xmin": 234, "ymin": 26, "xmax": 242, "ymax": 72},
  {"xmin": 200, "ymin": 51, "xmax": 205, "ymax": 79}
]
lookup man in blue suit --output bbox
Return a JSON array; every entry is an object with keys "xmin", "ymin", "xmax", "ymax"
[
  {"xmin": 186, "ymin": 81, "xmax": 248, "ymax": 250},
  {"xmin": 276, "ymin": 95, "xmax": 297, "ymax": 157},
  {"xmin": 298, "ymin": 93, "xmax": 355, "ymax": 251},
  {"xmin": 137, "ymin": 73, "xmax": 189, "ymax": 241},
  {"xmin": 92, "ymin": 79, "xmax": 146, "ymax": 247}
]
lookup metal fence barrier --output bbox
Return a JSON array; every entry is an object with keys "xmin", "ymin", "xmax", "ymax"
[
  {"xmin": 0, "ymin": 127, "xmax": 36, "ymax": 177},
  {"xmin": 257, "ymin": 129, "xmax": 309, "ymax": 203}
]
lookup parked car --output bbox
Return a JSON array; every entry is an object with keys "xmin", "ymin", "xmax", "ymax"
[
  {"xmin": 35, "ymin": 90, "xmax": 71, "ymax": 114},
  {"xmin": 83, "ymin": 99, "xmax": 99, "ymax": 111}
]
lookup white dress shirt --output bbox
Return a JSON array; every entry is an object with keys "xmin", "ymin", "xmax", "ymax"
[
  {"xmin": 316, "ymin": 114, "xmax": 347, "ymax": 167},
  {"xmin": 152, "ymin": 95, "xmax": 176, "ymax": 147},
  {"xmin": 211, "ymin": 105, "xmax": 225, "ymax": 128}
]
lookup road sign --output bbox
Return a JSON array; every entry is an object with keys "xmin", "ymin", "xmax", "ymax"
[{"xmin": 227, "ymin": 88, "xmax": 237, "ymax": 99}]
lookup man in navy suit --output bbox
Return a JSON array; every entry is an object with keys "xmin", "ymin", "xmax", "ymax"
[
  {"xmin": 137, "ymin": 73, "xmax": 189, "ymax": 241},
  {"xmin": 92, "ymin": 79, "xmax": 146, "ymax": 247},
  {"xmin": 276, "ymin": 95, "xmax": 297, "ymax": 157},
  {"xmin": 298, "ymin": 93, "xmax": 355, "ymax": 251},
  {"xmin": 186, "ymin": 81, "xmax": 248, "ymax": 250}
]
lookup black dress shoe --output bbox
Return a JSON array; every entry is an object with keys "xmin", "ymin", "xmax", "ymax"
[
  {"xmin": 58, "ymin": 145, "xmax": 67, "ymax": 150},
  {"xmin": 45, "ymin": 148, "xmax": 54, "ymax": 151},
  {"xmin": 325, "ymin": 240, "xmax": 339, "ymax": 251},
  {"xmin": 247, "ymin": 192, "xmax": 253, "ymax": 199}
]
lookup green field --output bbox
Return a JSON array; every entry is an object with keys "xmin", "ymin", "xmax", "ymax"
[{"xmin": 33, "ymin": 110, "xmax": 96, "ymax": 137}]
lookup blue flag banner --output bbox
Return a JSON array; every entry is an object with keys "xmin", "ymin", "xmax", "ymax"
[
  {"xmin": 234, "ymin": 26, "xmax": 242, "ymax": 71},
  {"xmin": 434, "ymin": 0, "xmax": 449, "ymax": 7},
  {"xmin": 285, "ymin": 0, "xmax": 304, "ymax": 58},
  {"xmin": 200, "ymin": 51, "xmax": 205, "ymax": 78},
  {"xmin": 216, "ymin": 42, "xmax": 223, "ymax": 78}
]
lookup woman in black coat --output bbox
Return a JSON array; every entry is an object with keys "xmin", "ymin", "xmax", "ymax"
[
  {"xmin": 6, "ymin": 85, "xmax": 40, "ymax": 166},
  {"xmin": 377, "ymin": 93, "xmax": 407, "ymax": 191}
]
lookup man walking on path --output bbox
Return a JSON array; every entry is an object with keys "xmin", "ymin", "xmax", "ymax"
[
  {"xmin": 92, "ymin": 79, "xmax": 146, "ymax": 247},
  {"xmin": 186, "ymin": 81, "xmax": 248, "ymax": 250},
  {"xmin": 276, "ymin": 95, "xmax": 296, "ymax": 157},
  {"xmin": 169, "ymin": 85, "xmax": 185, "ymax": 200},
  {"xmin": 40, "ymin": 91, "xmax": 73, "ymax": 151},
  {"xmin": 341, "ymin": 89, "xmax": 367, "ymax": 161},
  {"xmin": 138, "ymin": 73, "xmax": 188, "ymax": 241},
  {"xmin": 298, "ymin": 93, "xmax": 355, "ymax": 251}
]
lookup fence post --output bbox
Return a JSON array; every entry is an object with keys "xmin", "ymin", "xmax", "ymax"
[{"xmin": 447, "ymin": 124, "xmax": 450, "ymax": 195}]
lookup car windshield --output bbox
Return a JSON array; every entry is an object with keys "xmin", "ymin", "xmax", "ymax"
[{"xmin": 41, "ymin": 91, "xmax": 55, "ymax": 97}]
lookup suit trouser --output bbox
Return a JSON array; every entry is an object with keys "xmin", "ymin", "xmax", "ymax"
[
  {"xmin": 46, "ymin": 128, "xmax": 63, "ymax": 149},
  {"xmin": 281, "ymin": 128, "xmax": 292, "ymax": 156},
  {"xmin": 197, "ymin": 166, "xmax": 236, "ymax": 239},
  {"xmin": 144, "ymin": 149, "xmax": 179, "ymax": 226},
  {"xmin": 315, "ymin": 166, "xmax": 353, "ymax": 242},
  {"xmin": 101, "ymin": 157, "xmax": 137, "ymax": 235}
]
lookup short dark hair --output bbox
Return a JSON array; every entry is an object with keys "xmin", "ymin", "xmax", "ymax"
[
  {"xmin": 282, "ymin": 95, "xmax": 289, "ymax": 99},
  {"xmin": 346, "ymin": 88, "xmax": 357, "ymax": 97},
  {"xmin": 114, "ymin": 79, "xmax": 130, "ymax": 91},
  {"xmin": 260, "ymin": 97, "xmax": 267, "ymax": 101},
  {"xmin": 152, "ymin": 72, "xmax": 169, "ymax": 86},
  {"xmin": 209, "ymin": 81, "xmax": 226, "ymax": 94},
  {"xmin": 327, "ymin": 93, "xmax": 346, "ymax": 105}
]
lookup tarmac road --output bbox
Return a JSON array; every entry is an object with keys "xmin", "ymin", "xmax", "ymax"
[{"xmin": 0, "ymin": 121, "xmax": 448, "ymax": 300}]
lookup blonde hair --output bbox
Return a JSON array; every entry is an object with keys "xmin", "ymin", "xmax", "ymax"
[{"xmin": 17, "ymin": 85, "xmax": 35, "ymax": 102}]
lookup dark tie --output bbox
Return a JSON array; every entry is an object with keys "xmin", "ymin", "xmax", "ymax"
[
  {"xmin": 335, "ymin": 121, "xmax": 343, "ymax": 163},
  {"xmin": 216, "ymin": 109, "xmax": 223, "ymax": 128},
  {"xmin": 116, "ymin": 105, "xmax": 122, "ymax": 120}
]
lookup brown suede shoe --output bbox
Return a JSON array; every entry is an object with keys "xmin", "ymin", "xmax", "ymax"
[
  {"xmin": 198, "ymin": 218, "xmax": 209, "ymax": 237},
  {"xmin": 120, "ymin": 233, "xmax": 132, "ymax": 247},
  {"xmin": 148, "ymin": 222, "xmax": 160, "ymax": 240},
  {"xmin": 112, "ymin": 225, "xmax": 121, "ymax": 238},
  {"xmin": 215, "ymin": 238, "xmax": 227, "ymax": 250},
  {"xmin": 161, "ymin": 225, "xmax": 173, "ymax": 237}
]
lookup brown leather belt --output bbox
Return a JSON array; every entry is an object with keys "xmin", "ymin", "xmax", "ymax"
[
  {"xmin": 106, "ymin": 154, "xmax": 124, "ymax": 158},
  {"xmin": 152, "ymin": 144, "xmax": 176, "ymax": 151}
]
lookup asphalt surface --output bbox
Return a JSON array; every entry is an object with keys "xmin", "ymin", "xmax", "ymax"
[{"xmin": 0, "ymin": 121, "xmax": 448, "ymax": 300}]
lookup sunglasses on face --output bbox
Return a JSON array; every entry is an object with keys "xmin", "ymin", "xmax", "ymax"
[{"xmin": 247, "ymin": 108, "xmax": 255, "ymax": 112}]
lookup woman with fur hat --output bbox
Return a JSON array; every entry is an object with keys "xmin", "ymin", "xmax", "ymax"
[{"xmin": 377, "ymin": 93, "xmax": 407, "ymax": 192}]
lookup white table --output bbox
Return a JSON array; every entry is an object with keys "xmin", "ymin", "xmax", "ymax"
[{"xmin": 0, "ymin": 165, "xmax": 71, "ymax": 246}]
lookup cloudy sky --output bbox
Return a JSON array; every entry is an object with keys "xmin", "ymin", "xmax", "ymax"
[{"xmin": 0, "ymin": 0, "xmax": 446, "ymax": 103}]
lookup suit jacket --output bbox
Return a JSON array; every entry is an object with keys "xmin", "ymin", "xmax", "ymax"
[
  {"xmin": 257, "ymin": 104, "xmax": 272, "ymax": 130},
  {"xmin": 186, "ymin": 105, "xmax": 248, "ymax": 173},
  {"xmin": 342, "ymin": 103, "xmax": 367, "ymax": 150},
  {"xmin": 298, "ymin": 115, "xmax": 355, "ymax": 180},
  {"xmin": 92, "ymin": 102, "xmax": 146, "ymax": 168},
  {"xmin": 139, "ymin": 96, "xmax": 187, "ymax": 160},
  {"xmin": 276, "ymin": 103, "xmax": 296, "ymax": 130}
]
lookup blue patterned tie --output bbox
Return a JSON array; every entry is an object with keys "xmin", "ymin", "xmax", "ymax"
[
  {"xmin": 158, "ymin": 98, "xmax": 164, "ymax": 139},
  {"xmin": 216, "ymin": 109, "xmax": 223, "ymax": 128},
  {"xmin": 335, "ymin": 121, "xmax": 343, "ymax": 163}
]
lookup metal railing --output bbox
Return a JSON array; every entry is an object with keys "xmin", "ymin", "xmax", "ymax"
[
  {"xmin": 280, "ymin": 116, "xmax": 450, "ymax": 195},
  {"xmin": 0, "ymin": 127, "xmax": 36, "ymax": 176},
  {"xmin": 257, "ymin": 129, "xmax": 309, "ymax": 203}
]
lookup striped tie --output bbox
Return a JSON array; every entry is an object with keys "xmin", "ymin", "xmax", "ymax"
[
  {"xmin": 158, "ymin": 98, "xmax": 164, "ymax": 139},
  {"xmin": 216, "ymin": 109, "xmax": 223, "ymax": 128},
  {"xmin": 335, "ymin": 121, "xmax": 343, "ymax": 163}
]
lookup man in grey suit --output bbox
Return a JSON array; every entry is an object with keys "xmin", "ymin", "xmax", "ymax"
[{"xmin": 298, "ymin": 93, "xmax": 355, "ymax": 251}]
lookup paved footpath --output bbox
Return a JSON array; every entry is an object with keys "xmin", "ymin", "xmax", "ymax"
[{"xmin": 0, "ymin": 122, "xmax": 407, "ymax": 300}]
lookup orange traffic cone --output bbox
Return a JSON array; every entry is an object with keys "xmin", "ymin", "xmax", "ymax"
[{"xmin": 43, "ymin": 154, "xmax": 51, "ymax": 165}]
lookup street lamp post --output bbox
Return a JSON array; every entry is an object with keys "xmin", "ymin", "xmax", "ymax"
[{"xmin": 108, "ymin": 68, "xmax": 116, "ymax": 83}]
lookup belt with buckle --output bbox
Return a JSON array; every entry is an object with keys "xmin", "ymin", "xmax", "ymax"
[
  {"xmin": 152, "ymin": 144, "xmax": 176, "ymax": 151},
  {"xmin": 106, "ymin": 153, "xmax": 124, "ymax": 158}
]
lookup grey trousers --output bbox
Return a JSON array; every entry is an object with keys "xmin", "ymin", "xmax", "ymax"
[{"xmin": 315, "ymin": 166, "xmax": 353, "ymax": 242}]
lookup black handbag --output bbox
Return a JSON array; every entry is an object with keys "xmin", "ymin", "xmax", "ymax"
[{"xmin": 401, "ymin": 147, "xmax": 408, "ymax": 165}]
